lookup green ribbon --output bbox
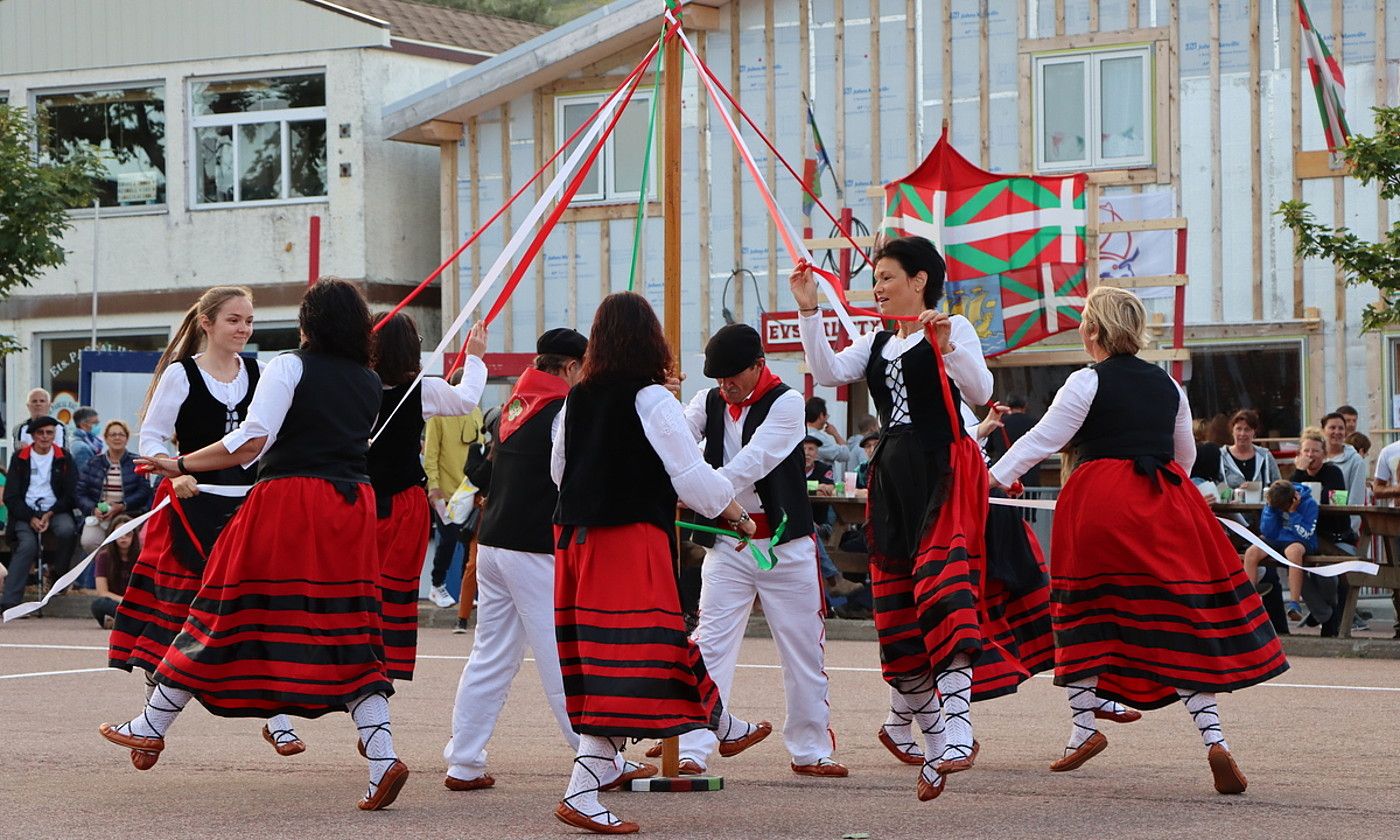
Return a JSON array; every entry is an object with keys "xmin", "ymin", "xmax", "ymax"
[
  {"xmin": 675, "ymin": 513, "xmax": 788, "ymax": 571},
  {"xmin": 625, "ymin": 23, "xmax": 668, "ymax": 292}
]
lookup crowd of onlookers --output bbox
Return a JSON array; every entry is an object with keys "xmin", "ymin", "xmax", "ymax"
[
  {"xmin": 1, "ymin": 388, "xmax": 151, "ymax": 626},
  {"xmin": 1187, "ymin": 403, "xmax": 1400, "ymax": 639}
]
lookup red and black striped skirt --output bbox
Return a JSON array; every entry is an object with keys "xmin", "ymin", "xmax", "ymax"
[
  {"xmin": 1051, "ymin": 459, "xmax": 1288, "ymax": 710},
  {"xmin": 554, "ymin": 522, "xmax": 723, "ymax": 738},
  {"xmin": 108, "ymin": 482, "xmax": 221, "ymax": 673},
  {"xmin": 373, "ymin": 486, "xmax": 431, "ymax": 680},
  {"xmin": 153, "ymin": 477, "xmax": 393, "ymax": 718},
  {"xmin": 870, "ymin": 434, "xmax": 1029, "ymax": 694},
  {"xmin": 975, "ymin": 510, "xmax": 1054, "ymax": 699}
]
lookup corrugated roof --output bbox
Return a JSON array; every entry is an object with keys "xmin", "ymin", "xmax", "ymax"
[{"xmin": 322, "ymin": 0, "xmax": 548, "ymax": 55}]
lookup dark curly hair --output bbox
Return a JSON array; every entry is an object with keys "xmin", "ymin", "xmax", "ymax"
[
  {"xmin": 371, "ymin": 311, "xmax": 421, "ymax": 387},
  {"xmin": 873, "ymin": 235, "xmax": 947, "ymax": 309},
  {"xmin": 580, "ymin": 292, "xmax": 672, "ymax": 385},
  {"xmin": 300, "ymin": 278, "xmax": 371, "ymax": 364}
]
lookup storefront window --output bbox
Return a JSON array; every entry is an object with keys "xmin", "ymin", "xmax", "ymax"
[
  {"xmin": 34, "ymin": 85, "xmax": 167, "ymax": 208},
  {"xmin": 1185, "ymin": 343, "xmax": 1303, "ymax": 440},
  {"xmin": 40, "ymin": 332, "xmax": 169, "ymax": 420}
]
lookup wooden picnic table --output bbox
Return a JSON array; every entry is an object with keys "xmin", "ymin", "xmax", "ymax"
[{"xmin": 1211, "ymin": 502, "xmax": 1400, "ymax": 638}]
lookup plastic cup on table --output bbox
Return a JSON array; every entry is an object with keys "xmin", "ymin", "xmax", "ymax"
[
  {"xmin": 806, "ymin": 479, "xmax": 818, "ymax": 494},
  {"xmin": 1331, "ymin": 489, "xmax": 1349, "ymax": 505},
  {"xmin": 843, "ymin": 471, "xmax": 858, "ymax": 493}
]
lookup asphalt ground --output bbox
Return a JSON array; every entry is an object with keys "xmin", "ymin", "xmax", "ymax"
[{"xmin": 4, "ymin": 619, "xmax": 1399, "ymax": 839}]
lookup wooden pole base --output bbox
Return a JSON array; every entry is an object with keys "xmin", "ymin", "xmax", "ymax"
[{"xmin": 626, "ymin": 775, "xmax": 724, "ymax": 792}]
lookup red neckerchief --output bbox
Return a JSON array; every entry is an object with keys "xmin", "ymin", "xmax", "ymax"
[
  {"xmin": 726, "ymin": 364, "xmax": 783, "ymax": 421},
  {"xmin": 498, "ymin": 367, "xmax": 570, "ymax": 443}
]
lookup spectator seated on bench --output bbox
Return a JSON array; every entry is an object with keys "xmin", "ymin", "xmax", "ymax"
[{"xmin": 1243, "ymin": 480, "xmax": 1318, "ymax": 623}]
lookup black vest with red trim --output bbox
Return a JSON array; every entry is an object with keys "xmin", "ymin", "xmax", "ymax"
[
  {"xmin": 1071, "ymin": 353, "xmax": 1179, "ymax": 463},
  {"xmin": 865, "ymin": 331, "xmax": 964, "ymax": 449},
  {"xmin": 257, "ymin": 351, "xmax": 380, "ymax": 487},
  {"xmin": 368, "ymin": 381, "xmax": 426, "ymax": 517},
  {"xmin": 554, "ymin": 378, "xmax": 676, "ymax": 538},
  {"xmin": 700, "ymin": 385, "xmax": 814, "ymax": 545},
  {"xmin": 478, "ymin": 398, "xmax": 564, "ymax": 554},
  {"xmin": 175, "ymin": 357, "xmax": 260, "ymax": 485}
]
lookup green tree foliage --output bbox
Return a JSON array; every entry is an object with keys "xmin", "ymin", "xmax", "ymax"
[
  {"xmin": 0, "ymin": 106, "xmax": 99, "ymax": 353},
  {"xmin": 1277, "ymin": 106, "xmax": 1400, "ymax": 331}
]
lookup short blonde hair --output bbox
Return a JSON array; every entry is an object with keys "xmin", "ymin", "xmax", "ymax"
[
  {"xmin": 1081, "ymin": 286, "xmax": 1147, "ymax": 356},
  {"xmin": 103, "ymin": 419, "xmax": 131, "ymax": 439},
  {"xmin": 1299, "ymin": 426, "xmax": 1325, "ymax": 446}
]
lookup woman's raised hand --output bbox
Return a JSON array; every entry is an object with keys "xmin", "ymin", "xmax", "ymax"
[
  {"xmin": 466, "ymin": 321, "xmax": 489, "ymax": 358},
  {"xmin": 788, "ymin": 262, "xmax": 820, "ymax": 311},
  {"xmin": 919, "ymin": 309, "xmax": 953, "ymax": 353}
]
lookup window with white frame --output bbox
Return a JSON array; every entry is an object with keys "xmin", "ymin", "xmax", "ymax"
[
  {"xmin": 189, "ymin": 72, "xmax": 327, "ymax": 206},
  {"xmin": 34, "ymin": 84, "xmax": 167, "ymax": 208},
  {"xmin": 1034, "ymin": 46, "xmax": 1152, "ymax": 173},
  {"xmin": 555, "ymin": 92, "xmax": 657, "ymax": 204},
  {"xmin": 1185, "ymin": 342, "xmax": 1304, "ymax": 439}
]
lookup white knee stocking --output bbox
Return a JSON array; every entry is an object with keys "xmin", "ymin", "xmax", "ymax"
[
  {"xmin": 891, "ymin": 672, "xmax": 944, "ymax": 788},
  {"xmin": 1065, "ymin": 678, "xmax": 1100, "ymax": 750},
  {"xmin": 716, "ymin": 710, "xmax": 758, "ymax": 744},
  {"xmin": 563, "ymin": 735, "xmax": 627, "ymax": 827},
  {"xmin": 1177, "ymin": 689, "xmax": 1228, "ymax": 752},
  {"xmin": 118, "ymin": 683, "xmax": 192, "ymax": 740},
  {"xmin": 348, "ymin": 693, "xmax": 397, "ymax": 796},
  {"xmin": 935, "ymin": 654, "xmax": 974, "ymax": 764},
  {"xmin": 265, "ymin": 714, "xmax": 300, "ymax": 748},
  {"xmin": 882, "ymin": 685, "xmax": 925, "ymax": 760}
]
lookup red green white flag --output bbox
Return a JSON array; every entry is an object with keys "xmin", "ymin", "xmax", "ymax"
[
  {"xmin": 1298, "ymin": 0, "xmax": 1350, "ymax": 152},
  {"xmin": 880, "ymin": 130, "xmax": 1088, "ymax": 357}
]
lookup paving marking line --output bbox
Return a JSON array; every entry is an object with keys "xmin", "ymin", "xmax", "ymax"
[
  {"xmin": 6, "ymin": 644, "xmax": 1400, "ymax": 693},
  {"xmin": 0, "ymin": 667, "xmax": 110, "ymax": 680}
]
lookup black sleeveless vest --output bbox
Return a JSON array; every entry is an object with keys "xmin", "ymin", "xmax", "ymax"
[
  {"xmin": 478, "ymin": 398, "xmax": 564, "ymax": 554},
  {"xmin": 865, "ymin": 331, "xmax": 964, "ymax": 449},
  {"xmin": 555, "ymin": 379, "xmax": 676, "ymax": 538},
  {"xmin": 1072, "ymin": 354, "xmax": 1180, "ymax": 468},
  {"xmin": 175, "ymin": 357, "xmax": 260, "ymax": 485},
  {"xmin": 368, "ymin": 381, "xmax": 426, "ymax": 517},
  {"xmin": 257, "ymin": 351, "xmax": 381, "ymax": 490},
  {"xmin": 700, "ymin": 385, "xmax": 814, "ymax": 545}
]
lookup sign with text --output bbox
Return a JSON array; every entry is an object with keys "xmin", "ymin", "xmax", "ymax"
[{"xmin": 760, "ymin": 310, "xmax": 884, "ymax": 353}]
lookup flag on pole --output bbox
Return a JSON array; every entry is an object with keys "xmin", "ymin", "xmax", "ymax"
[
  {"xmin": 801, "ymin": 94, "xmax": 838, "ymax": 216},
  {"xmin": 1297, "ymin": 0, "xmax": 1350, "ymax": 152},
  {"xmin": 881, "ymin": 130, "xmax": 1088, "ymax": 357}
]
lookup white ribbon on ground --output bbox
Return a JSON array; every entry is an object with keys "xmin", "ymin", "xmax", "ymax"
[
  {"xmin": 988, "ymin": 495, "xmax": 1380, "ymax": 578},
  {"xmin": 2, "ymin": 484, "xmax": 251, "ymax": 623},
  {"xmin": 370, "ymin": 37, "xmax": 661, "ymax": 445}
]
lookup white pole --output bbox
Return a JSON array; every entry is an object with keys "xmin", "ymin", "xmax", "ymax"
[{"xmin": 90, "ymin": 199, "xmax": 99, "ymax": 349}]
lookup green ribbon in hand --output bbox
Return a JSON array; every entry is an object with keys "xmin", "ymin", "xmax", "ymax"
[{"xmin": 675, "ymin": 513, "xmax": 788, "ymax": 571}]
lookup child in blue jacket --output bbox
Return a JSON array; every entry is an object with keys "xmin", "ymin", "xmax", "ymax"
[{"xmin": 1243, "ymin": 480, "xmax": 1318, "ymax": 621}]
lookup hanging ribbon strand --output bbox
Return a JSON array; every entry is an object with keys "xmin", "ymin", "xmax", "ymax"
[{"xmin": 373, "ymin": 29, "xmax": 674, "ymax": 443}]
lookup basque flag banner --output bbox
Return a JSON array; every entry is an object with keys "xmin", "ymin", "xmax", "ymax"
[
  {"xmin": 881, "ymin": 131, "xmax": 1088, "ymax": 357},
  {"xmin": 1298, "ymin": 0, "xmax": 1350, "ymax": 153}
]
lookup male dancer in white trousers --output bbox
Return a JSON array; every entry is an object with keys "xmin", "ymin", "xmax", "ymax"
[
  {"xmin": 673, "ymin": 323, "xmax": 847, "ymax": 777},
  {"xmin": 443, "ymin": 329, "xmax": 589, "ymax": 790}
]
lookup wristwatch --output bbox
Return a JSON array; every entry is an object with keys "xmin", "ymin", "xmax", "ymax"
[{"xmin": 177, "ymin": 456, "xmax": 190, "ymax": 475}]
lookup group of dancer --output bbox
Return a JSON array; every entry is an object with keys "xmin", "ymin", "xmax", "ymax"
[{"xmin": 92, "ymin": 235, "xmax": 1288, "ymax": 833}]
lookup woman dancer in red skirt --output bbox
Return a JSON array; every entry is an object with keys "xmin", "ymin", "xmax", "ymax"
[
  {"xmin": 792, "ymin": 236, "xmax": 1029, "ymax": 801},
  {"xmin": 989, "ymin": 286, "xmax": 1287, "ymax": 794},
  {"xmin": 550, "ymin": 292, "xmax": 770, "ymax": 834},
  {"xmin": 878, "ymin": 406, "xmax": 1139, "ymax": 767},
  {"xmin": 368, "ymin": 312, "xmax": 487, "ymax": 680},
  {"xmin": 103, "ymin": 279, "xmax": 408, "ymax": 810},
  {"xmin": 107, "ymin": 285, "xmax": 303, "ymax": 766}
]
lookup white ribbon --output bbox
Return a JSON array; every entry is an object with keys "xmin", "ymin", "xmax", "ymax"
[
  {"xmin": 671, "ymin": 21, "xmax": 862, "ymax": 340},
  {"xmin": 988, "ymin": 495, "xmax": 1380, "ymax": 578},
  {"xmin": 371, "ymin": 37, "xmax": 662, "ymax": 445},
  {"xmin": 2, "ymin": 484, "xmax": 251, "ymax": 623}
]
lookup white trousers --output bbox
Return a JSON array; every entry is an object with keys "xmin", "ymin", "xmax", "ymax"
[
  {"xmin": 679, "ymin": 534, "xmax": 832, "ymax": 767},
  {"xmin": 444, "ymin": 545, "xmax": 578, "ymax": 779}
]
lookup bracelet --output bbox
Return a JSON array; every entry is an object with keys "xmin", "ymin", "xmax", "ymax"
[
  {"xmin": 730, "ymin": 510, "xmax": 751, "ymax": 525},
  {"xmin": 798, "ymin": 306, "xmax": 819, "ymax": 316},
  {"xmin": 176, "ymin": 456, "xmax": 190, "ymax": 475}
]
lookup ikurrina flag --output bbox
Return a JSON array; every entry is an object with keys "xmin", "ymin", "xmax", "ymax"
[
  {"xmin": 881, "ymin": 130, "xmax": 1088, "ymax": 357},
  {"xmin": 1297, "ymin": 0, "xmax": 1350, "ymax": 152}
]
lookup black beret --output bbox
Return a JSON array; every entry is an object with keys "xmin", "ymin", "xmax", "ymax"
[
  {"xmin": 28, "ymin": 415, "xmax": 60, "ymax": 432},
  {"xmin": 703, "ymin": 324, "xmax": 764, "ymax": 378},
  {"xmin": 536, "ymin": 328, "xmax": 587, "ymax": 360}
]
